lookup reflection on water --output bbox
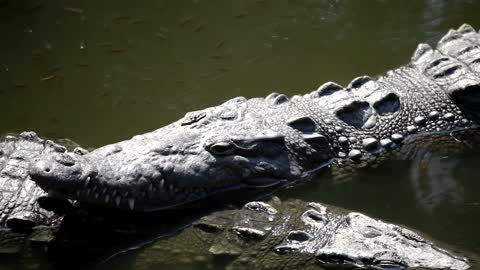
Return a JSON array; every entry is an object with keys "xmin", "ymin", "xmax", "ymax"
[
  {"xmin": 1, "ymin": 0, "xmax": 480, "ymax": 269},
  {"xmin": 410, "ymin": 154, "xmax": 464, "ymax": 211}
]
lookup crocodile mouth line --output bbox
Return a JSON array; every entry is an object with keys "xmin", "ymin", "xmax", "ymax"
[{"xmin": 47, "ymin": 175, "xmax": 286, "ymax": 211}]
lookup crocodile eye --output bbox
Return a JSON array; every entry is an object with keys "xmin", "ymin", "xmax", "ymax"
[
  {"xmin": 181, "ymin": 111, "xmax": 206, "ymax": 126},
  {"xmin": 206, "ymin": 142, "xmax": 235, "ymax": 155}
]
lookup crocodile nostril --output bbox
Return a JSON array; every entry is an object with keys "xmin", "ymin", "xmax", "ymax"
[{"xmin": 44, "ymin": 167, "xmax": 51, "ymax": 173}]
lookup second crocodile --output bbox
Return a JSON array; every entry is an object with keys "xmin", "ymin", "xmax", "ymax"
[{"xmin": 131, "ymin": 198, "xmax": 470, "ymax": 270}]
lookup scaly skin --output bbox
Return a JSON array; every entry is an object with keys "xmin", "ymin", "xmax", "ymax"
[
  {"xmin": 0, "ymin": 132, "xmax": 76, "ymax": 229},
  {"xmin": 29, "ymin": 24, "xmax": 480, "ymax": 212},
  {"xmin": 0, "ymin": 132, "xmax": 79, "ymax": 253},
  {"xmin": 132, "ymin": 198, "xmax": 470, "ymax": 270}
]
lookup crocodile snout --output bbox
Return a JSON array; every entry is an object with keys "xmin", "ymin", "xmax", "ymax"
[
  {"xmin": 30, "ymin": 153, "xmax": 75, "ymax": 178},
  {"xmin": 31, "ymin": 158, "xmax": 54, "ymax": 175},
  {"xmin": 29, "ymin": 152, "xmax": 91, "ymax": 195}
]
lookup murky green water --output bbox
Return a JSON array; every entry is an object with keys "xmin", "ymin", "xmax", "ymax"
[{"xmin": 1, "ymin": 0, "xmax": 480, "ymax": 269}]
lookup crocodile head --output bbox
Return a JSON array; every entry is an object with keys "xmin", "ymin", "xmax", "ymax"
[{"xmin": 30, "ymin": 97, "xmax": 334, "ymax": 211}]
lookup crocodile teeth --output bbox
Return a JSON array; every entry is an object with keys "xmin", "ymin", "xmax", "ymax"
[
  {"xmin": 148, "ymin": 184, "xmax": 153, "ymax": 192},
  {"xmin": 85, "ymin": 188, "xmax": 91, "ymax": 197},
  {"xmin": 76, "ymin": 190, "xmax": 81, "ymax": 197},
  {"xmin": 128, "ymin": 198, "xmax": 135, "ymax": 210},
  {"xmin": 159, "ymin": 179, "xmax": 165, "ymax": 189},
  {"xmin": 84, "ymin": 176, "xmax": 91, "ymax": 188},
  {"xmin": 105, "ymin": 194, "xmax": 110, "ymax": 203},
  {"xmin": 115, "ymin": 196, "xmax": 121, "ymax": 207}
]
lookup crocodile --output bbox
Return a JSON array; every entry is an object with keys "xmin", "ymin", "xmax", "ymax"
[
  {"xmin": 6, "ymin": 193, "xmax": 469, "ymax": 270},
  {"xmin": 0, "ymin": 132, "xmax": 80, "ymax": 253},
  {"xmin": 28, "ymin": 24, "xmax": 480, "ymax": 212},
  {"xmin": 131, "ymin": 198, "xmax": 470, "ymax": 270},
  {"xmin": 1, "ymin": 193, "xmax": 472, "ymax": 269}
]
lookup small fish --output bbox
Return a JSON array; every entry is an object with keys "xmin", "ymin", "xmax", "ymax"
[
  {"xmin": 158, "ymin": 27, "xmax": 169, "ymax": 33},
  {"xmin": 129, "ymin": 19, "xmax": 145, "ymax": 24},
  {"xmin": 113, "ymin": 15, "xmax": 131, "ymax": 21},
  {"xmin": 155, "ymin": 33, "xmax": 167, "ymax": 40},
  {"xmin": 63, "ymin": 6, "xmax": 84, "ymax": 14},
  {"xmin": 235, "ymin": 12, "xmax": 248, "ymax": 18},
  {"xmin": 215, "ymin": 40, "xmax": 225, "ymax": 48},
  {"xmin": 40, "ymin": 75, "xmax": 55, "ymax": 81},
  {"xmin": 110, "ymin": 48, "xmax": 126, "ymax": 53},
  {"xmin": 40, "ymin": 74, "xmax": 64, "ymax": 81},
  {"xmin": 179, "ymin": 16, "xmax": 193, "ymax": 26},
  {"xmin": 209, "ymin": 54, "xmax": 223, "ymax": 60},
  {"xmin": 43, "ymin": 41, "xmax": 52, "ymax": 51},
  {"xmin": 13, "ymin": 83, "xmax": 27, "ymax": 88},
  {"xmin": 193, "ymin": 24, "xmax": 204, "ymax": 32}
]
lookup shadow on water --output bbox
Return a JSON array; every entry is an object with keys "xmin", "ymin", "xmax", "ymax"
[
  {"xmin": 1, "ymin": 0, "xmax": 480, "ymax": 269},
  {"xmin": 0, "ymin": 208, "xmax": 211, "ymax": 269}
]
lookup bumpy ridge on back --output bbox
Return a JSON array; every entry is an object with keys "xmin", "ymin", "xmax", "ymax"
[{"xmin": 287, "ymin": 24, "xmax": 480, "ymax": 163}]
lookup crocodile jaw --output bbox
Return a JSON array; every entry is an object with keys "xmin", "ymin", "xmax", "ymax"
[{"xmin": 29, "ymin": 149, "xmax": 291, "ymax": 211}]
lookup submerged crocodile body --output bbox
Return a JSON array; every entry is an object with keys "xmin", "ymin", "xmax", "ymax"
[
  {"xmin": 134, "ymin": 198, "xmax": 469, "ymax": 270},
  {"xmin": 1, "ymin": 190, "xmax": 472, "ymax": 269},
  {"xmin": 29, "ymin": 24, "xmax": 480, "ymax": 212}
]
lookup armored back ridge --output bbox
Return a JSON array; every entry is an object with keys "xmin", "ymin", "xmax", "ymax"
[{"xmin": 28, "ymin": 24, "xmax": 480, "ymax": 211}]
